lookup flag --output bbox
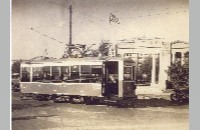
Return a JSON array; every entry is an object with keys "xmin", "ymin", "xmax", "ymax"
[{"xmin": 109, "ymin": 13, "xmax": 120, "ymax": 24}]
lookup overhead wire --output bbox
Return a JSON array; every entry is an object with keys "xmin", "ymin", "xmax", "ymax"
[{"xmin": 13, "ymin": 1, "xmax": 188, "ymax": 46}]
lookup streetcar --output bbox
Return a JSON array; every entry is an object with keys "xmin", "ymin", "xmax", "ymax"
[{"xmin": 20, "ymin": 57, "xmax": 137, "ymax": 104}]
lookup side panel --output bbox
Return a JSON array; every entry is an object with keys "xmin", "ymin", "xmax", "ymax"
[
  {"xmin": 123, "ymin": 81, "xmax": 136, "ymax": 97},
  {"xmin": 20, "ymin": 82, "xmax": 102, "ymax": 97}
]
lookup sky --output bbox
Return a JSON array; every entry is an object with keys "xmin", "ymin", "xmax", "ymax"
[{"xmin": 12, "ymin": 0, "xmax": 189, "ymax": 59}]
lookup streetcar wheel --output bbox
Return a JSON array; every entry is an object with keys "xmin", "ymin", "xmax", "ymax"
[
  {"xmin": 53, "ymin": 98, "xmax": 59, "ymax": 103},
  {"xmin": 70, "ymin": 97, "xmax": 84, "ymax": 104},
  {"xmin": 53, "ymin": 96, "xmax": 70, "ymax": 103},
  {"xmin": 83, "ymin": 97, "xmax": 92, "ymax": 104}
]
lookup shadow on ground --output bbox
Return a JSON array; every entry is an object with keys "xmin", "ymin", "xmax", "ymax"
[
  {"xmin": 12, "ymin": 103, "xmax": 52, "ymax": 111},
  {"xmin": 12, "ymin": 115, "xmax": 58, "ymax": 121},
  {"xmin": 112, "ymin": 98, "xmax": 188, "ymax": 108},
  {"xmin": 12, "ymin": 92, "xmax": 188, "ymax": 110}
]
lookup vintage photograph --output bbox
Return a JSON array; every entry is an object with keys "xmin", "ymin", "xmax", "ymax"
[{"xmin": 12, "ymin": 0, "xmax": 189, "ymax": 130}]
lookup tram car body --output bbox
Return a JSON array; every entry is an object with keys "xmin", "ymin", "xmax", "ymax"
[
  {"xmin": 20, "ymin": 58, "xmax": 103, "ymax": 101},
  {"xmin": 20, "ymin": 57, "xmax": 137, "ymax": 103}
]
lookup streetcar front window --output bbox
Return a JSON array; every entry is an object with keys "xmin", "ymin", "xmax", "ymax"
[
  {"xmin": 71, "ymin": 65, "xmax": 79, "ymax": 73},
  {"xmin": 124, "ymin": 66, "xmax": 132, "ymax": 80},
  {"xmin": 91, "ymin": 65, "xmax": 102, "ymax": 74},
  {"xmin": 81, "ymin": 65, "xmax": 91, "ymax": 74},
  {"xmin": 21, "ymin": 67, "xmax": 30, "ymax": 82}
]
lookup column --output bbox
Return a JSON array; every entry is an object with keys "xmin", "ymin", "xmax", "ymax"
[
  {"xmin": 151, "ymin": 53, "xmax": 156, "ymax": 86},
  {"xmin": 181, "ymin": 52, "xmax": 184, "ymax": 65},
  {"xmin": 158, "ymin": 51, "xmax": 170, "ymax": 90},
  {"xmin": 172, "ymin": 52, "xmax": 175, "ymax": 64}
]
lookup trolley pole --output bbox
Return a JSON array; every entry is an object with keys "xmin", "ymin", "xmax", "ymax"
[{"xmin": 68, "ymin": 5, "xmax": 72, "ymax": 56}]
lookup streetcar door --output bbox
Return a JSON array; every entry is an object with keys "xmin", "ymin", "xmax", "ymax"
[{"xmin": 102, "ymin": 61, "xmax": 118, "ymax": 96}]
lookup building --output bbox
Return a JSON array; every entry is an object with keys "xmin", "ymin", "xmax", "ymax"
[
  {"xmin": 108, "ymin": 37, "xmax": 189, "ymax": 90},
  {"xmin": 171, "ymin": 41, "xmax": 189, "ymax": 65}
]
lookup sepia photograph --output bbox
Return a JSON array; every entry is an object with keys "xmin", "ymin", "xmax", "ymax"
[{"xmin": 12, "ymin": 0, "xmax": 189, "ymax": 130}]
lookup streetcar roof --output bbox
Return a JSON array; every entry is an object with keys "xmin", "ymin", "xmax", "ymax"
[
  {"xmin": 21, "ymin": 57, "xmax": 103, "ymax": 67},
  {"xmin": 21, "ymin": 57, "xmax": 135, "ymax": 66},
  {"xmin": 22, "ymin": 57, "xmax": 101, "ymax": 63}
]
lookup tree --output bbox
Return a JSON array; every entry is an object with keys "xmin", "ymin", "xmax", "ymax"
[
  {"xmin": 167, "ymin": 62, "xmax": 189, "ymax": 88},
  {"xmin": 83, "ymin": 49, "xmax": 99, "ymax": 57},
  {"xmin": 98, "ymin": 40, "xmax": 111, "ymax": 56},
  {"xmin": 62, "ymin": 44, "xmax": 98, "ymax": 58},
  {"xmin": 12, "ymin": 60, "xmax": 21, "ymax": 74}
]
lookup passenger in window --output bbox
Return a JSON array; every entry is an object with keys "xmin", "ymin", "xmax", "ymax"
[
  {"xmin": 44, "ymin": 73, "xmax": 51, "ymax": 80},
  {"xmin": 62, "ymin": 74, "xmax": 69, "ymax": 81}
]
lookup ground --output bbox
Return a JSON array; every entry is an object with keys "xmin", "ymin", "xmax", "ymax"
[{"xmin": 12, "ymin": 92, "xmax": 189, "ymax": 130}]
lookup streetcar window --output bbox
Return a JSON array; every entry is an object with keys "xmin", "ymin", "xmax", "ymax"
[
  {"xmin": 43, "ymin": 66, "xmax": 51, "ymax": 80},
  {"xmin": 61, "ymin": 66, "xmax": 69, "ymax": 81},
  {"xmin": 105, "ymin": 61, "xmax": 118, "ymax": 83},
  {"xmin": 124, "ymin": 74, "xmax": 131, "ymax": 80},
  {"xmin": 124, "ymin": 66, "xmax": 132, "ymax": 80},
  {"xmin": 61, "ymin": 66, "xmax": 69, "ymax": 73},
  {"xmin": 70, "ymin": 73, "xmax": 80, "ymax": 83},
  {"xmin": 70, "ymin": 65, "xmax": 80, "ymax": 82},
  {"xmin": 80, "ymin": 74, "xmax": 102, "ymax": 83},
  {"xmin": 91, "ymin": 65, "xmax": 102, "ymax": 74},
  {"xmin": 21, "ymin": 67, "xmax": 30, "ymax": 82},
  {"xmin": 81, "ymin": 65, "xmax": 91, "ymax": 74},
  {"xmin": 32, "ymin": 67, "xmax": 43, "ymax": 82},
  {"xmin": 79, "ymin": 65, "xmax": 101, "ymax": 83},
  {"xmin": 61, "ymin": 65, "xmax": 102, "ymax": 83},
  {"xmin": 91, "ymin": 74, "xmax": 102, "ymax": 83},
  {"xmin": 91, "ymin": 65, "xmax": 102, "ymax": 83},
  {"xmin": 124, "ymin": 66, "xmax": 131, "ymax": 74},
  {"xmin": 52, "ymin": 66, "xmax": 61, "ymax": 80},
  {"xmin": 71, "ymin": 65, "xmax": 79, "ymax": 72},
  {"xmin": 80, "ymin": 74, "xmax": 91, "ymax": 83},
  {"xmin": 80, "ymin": 65, "xmax": 91, "ymax": 83}
]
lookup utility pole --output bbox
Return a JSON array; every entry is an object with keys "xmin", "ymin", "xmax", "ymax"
[
  {"xmin": 170, "ymin": 42, "xmax": 173, "ymax": 67},
  {"xmin": 68, "ymin": 5, "xmax": 72, "ymax": 56}
]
